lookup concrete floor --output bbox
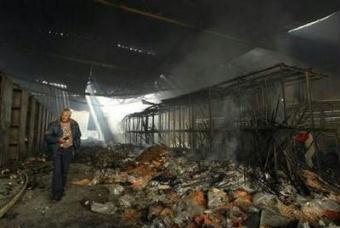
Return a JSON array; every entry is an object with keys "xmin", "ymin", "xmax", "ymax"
[{"xmin": 0, "ymin": 163, "xmax": 130, "ymax": 228}]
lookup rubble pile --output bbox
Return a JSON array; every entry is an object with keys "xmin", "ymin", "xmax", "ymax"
[
  {"xmin": 77, "ymin": 143, "xmax": 135, "ymax": 168},
  {"xmin": 90, "ymin": 144, "xmax": 169, "ymax": 187},
  {"xmin": 85, "ymin": 144, "xmax": 340, "ymax": 227}
]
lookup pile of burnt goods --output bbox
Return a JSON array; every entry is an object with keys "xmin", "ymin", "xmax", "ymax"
[
  {"xmin": 75, "ymin": 143, "xmax": 136, "ymax": 168},
  {"xmin": 75, "ymin": 144, "xmax": 340, "ymax": 227},
  {"xmin": 238, "ymin": 104, "xmax": 340, "ymax": 196}
]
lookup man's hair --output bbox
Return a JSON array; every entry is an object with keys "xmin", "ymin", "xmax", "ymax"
[{"xmin": 62, "ymin": 108, "xmax": 71, "ymax": 113}]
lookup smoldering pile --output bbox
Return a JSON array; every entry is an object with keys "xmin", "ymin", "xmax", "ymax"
[
  {"xmin": 76, "ymin": 143, "xmax": 136, "ymax": 168},
  {"xmin": 77, "ymin": 144, "xmax": 340, "ymax": 227}
]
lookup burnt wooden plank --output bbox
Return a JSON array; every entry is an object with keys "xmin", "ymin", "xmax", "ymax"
[
  {"xmin": 39, "ymin": 108, "xmax": 48, "ymax": 151},
  {"xmin": 19, "ymin": 89, "xmax": 29, "ymax": 161},
  {"xmin": 0, "ymin": 74, "xmax": 14, "ymax": 165},
  {"xmin": 27, "ymin": 96, "xmax": 37, "ymax": 157},
  {"xmin": 8, "ymin": 87, "xmax": 29, "ymax": 161},
  {"xmin": 35, "ymin": 104, "xmax": 43, "ymax": 153}
]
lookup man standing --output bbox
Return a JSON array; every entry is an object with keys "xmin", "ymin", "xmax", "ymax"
[{"xmin": 45, "ymin": 108, "xmax": 81, "ymax": 202}]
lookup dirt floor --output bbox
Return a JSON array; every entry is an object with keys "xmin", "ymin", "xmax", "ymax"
[
  {"xmin": 0, "ymin": 163, "xmax": 130, "ymax": 228},
  {"xmin": 2, "ymin": 144, "xmax": 340, "ymax": 227}
]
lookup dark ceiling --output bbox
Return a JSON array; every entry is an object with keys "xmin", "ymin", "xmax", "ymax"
[{"xmin": 0, "ymin": 0, "xmax": 339, "ymax": 96}]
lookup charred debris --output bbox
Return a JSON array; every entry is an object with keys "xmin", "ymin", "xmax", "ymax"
[{"xmin": 1, "ymin": 64, "xmax": 340, "ymax": 227}]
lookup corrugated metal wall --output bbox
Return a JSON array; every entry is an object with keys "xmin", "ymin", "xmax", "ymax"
[{"xmin": 0, "ymin": 72, "xmax": 55, "ymax": 166}]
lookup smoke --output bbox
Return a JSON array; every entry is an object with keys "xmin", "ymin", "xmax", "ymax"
[
  {"xmin": 154, "ymin": 2, "xmax": 297, "ymax": 160},
  {"xmin": 164, "ymin": 33, "xmax": 250, "ymax": 94},
  {"xmin": 159, "ymin": 2, "xmax": 295, "ymax": 97},
  {"xmin": 161, "ymin": 3, "xmax": 340, "ymax": 100}
]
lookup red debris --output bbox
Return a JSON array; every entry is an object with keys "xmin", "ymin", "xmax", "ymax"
[
  {"xmin": 323, "ymin": 210, "xmax": 340, "ymax": 221},
  {"xmin": 189, "ymin": 191, "xmax": 207, "ymax": 208},
  {"xmin": 295, "ymin": 131, "xmax": 309, "ymax": 143}
]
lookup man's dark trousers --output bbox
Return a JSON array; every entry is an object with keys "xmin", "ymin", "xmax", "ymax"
[{"xmin": 52, "ymin": 147, "xmax": 74, "ymax": 199}]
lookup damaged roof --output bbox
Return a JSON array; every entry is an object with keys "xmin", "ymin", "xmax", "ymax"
[{"xmin": 0, "ymin": 0, "xmax": 339, "ymax": 96}]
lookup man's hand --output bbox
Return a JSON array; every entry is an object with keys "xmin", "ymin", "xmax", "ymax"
[{"xmin": 58, "ymin": 138, "xmax": 66, "ymax": 144}]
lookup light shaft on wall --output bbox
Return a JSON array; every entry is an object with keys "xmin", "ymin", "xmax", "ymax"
[{"xmin": 85, "ymin": 81, "xmax": 105, "ymax": 141}]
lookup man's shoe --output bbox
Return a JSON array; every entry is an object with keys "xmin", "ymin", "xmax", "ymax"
[{"xmin": 51, "ymin": 195, "xmax": 62, "ymax": 203}]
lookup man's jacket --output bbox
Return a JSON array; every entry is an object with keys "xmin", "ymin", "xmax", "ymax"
[{"xmin": 45, "ymin": 119, "xmax": 81, "ymax": 154}]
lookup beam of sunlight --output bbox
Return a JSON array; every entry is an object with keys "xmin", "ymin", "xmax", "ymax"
[
  {"xmin": 69, "ymin": 109, "xmax": 91, "ymax": 140},
  {"xmin": 96, "ymin": 93, "xmax": 159, "ymax": 142},
  {"xmin": 86, "ymin": 94, "xmax": 105, "ymax": 141}
]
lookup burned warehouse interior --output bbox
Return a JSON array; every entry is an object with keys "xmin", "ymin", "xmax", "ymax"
[{"xmin": 1, "ymin": 0, "xmax": 340, "ymax": 227}]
